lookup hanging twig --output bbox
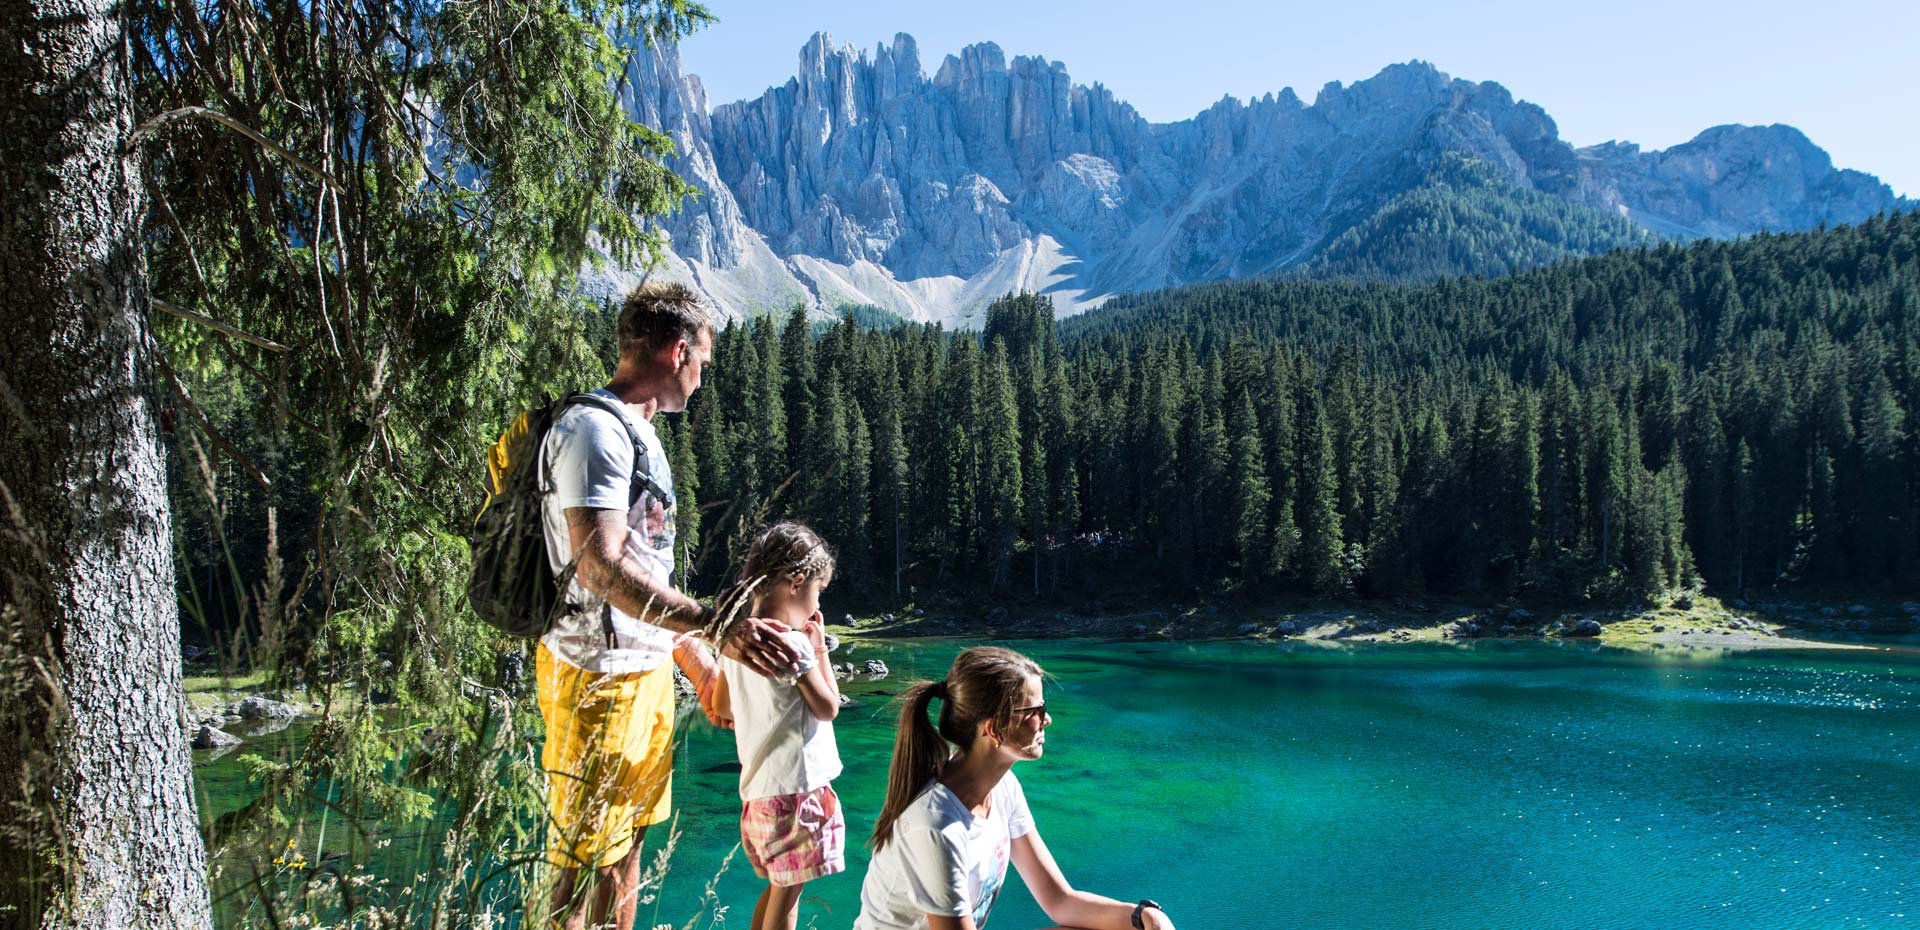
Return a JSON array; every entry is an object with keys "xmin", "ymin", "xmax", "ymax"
[
  {"xmin": 152, "ymin": 297, "xmax": 293, "ymax": 353},
  {"xmin": 127, "ymin": 105, "xmax": 344, "ymax": 192}
]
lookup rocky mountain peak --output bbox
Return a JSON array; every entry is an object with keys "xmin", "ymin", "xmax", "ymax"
[{"xmin": 606, "ymin": 31, "xmax": 1911, "ymax": 325}]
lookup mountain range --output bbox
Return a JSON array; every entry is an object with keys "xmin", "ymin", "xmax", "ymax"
[{"xmin": 598, "ymin": 31, "xmax": 1912, "ymax": 325}]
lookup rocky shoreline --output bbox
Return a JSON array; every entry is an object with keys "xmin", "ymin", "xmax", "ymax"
[{"xmin": 838, "ymin": 597, "xmax": 1917, "ymax": 654}]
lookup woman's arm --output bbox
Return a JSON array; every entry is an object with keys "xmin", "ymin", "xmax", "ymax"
[{"xmin": 1011, "ymin": 829, "xmax": 1175, "ymax": 930}]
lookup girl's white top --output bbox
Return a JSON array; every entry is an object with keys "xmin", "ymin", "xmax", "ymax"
[
  {"xmin": 719, "ymin": 629, "xmax": 841, "ymax": 800},
  {"xmin": 854, "ymin": 772, "xmax": 1034, "ymax": 930}
]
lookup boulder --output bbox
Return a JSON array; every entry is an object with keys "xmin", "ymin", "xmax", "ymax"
[
  {"xmin": 822, "ymin": 632, "xmax": 841, "ymax": 654},
  {"xmin": 1900, "ymin": 601, "xmax": 1920, "ymax": 615},
  {"xmin": 235, "ymin": 696, "xmax": 299, "ymax": 720},
  {"xmin": 1276, "ymin": 620, "xmax": 1301, "ymax": 635},
  {"xmin": 1847, "ymin": 604, "xmax": 1870, "ymax": 615},
  {"xmin": 1566, "ymin": 619, "xmax": 1604, "ymax": 638},
  {"xmin": 1671, "ymin": 595, "xmax": 1694, "ymax": 610},
  {"xmin": 985, "ymin": 606, "xmax": 1010, "ymax": 623},
  {"xmin": 1820, "ymin": 607, "xmax": 1840, "ymax": 618},
  {"xmin": 1652, "ymin": 625, "xmax": 1666, "ymax": 633},
  {"xmin": 863, "ymin": 659, "xmax": 890, "ymax": 680},
  {"xmin": 1451, "ymin": 620, "xmax": 1482, "ymax": 639},
  {"xmin": 1507, "ymin": 608, "xmax": 1534, "ymax": 623},
  {"xmin": 670, "ymin": 666, "xmax": 697, "ymax": 698},
  {"xmin": 1236, "ymin": 623, "xmax": 1261, "ymax": 637},
  {"xmin": 192, "ymin": 724, "xmax": 241, "ymax": 750}
]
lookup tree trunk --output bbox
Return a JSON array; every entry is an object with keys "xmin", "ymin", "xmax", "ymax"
[{"xmin": 0, "ymin": 2, "xmax": 213, "ymax": 927}]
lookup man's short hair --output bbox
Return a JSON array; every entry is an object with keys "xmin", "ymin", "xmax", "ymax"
[{"xmin": 618, "ymin": 281, "xmax": 713, "ymax": 359}]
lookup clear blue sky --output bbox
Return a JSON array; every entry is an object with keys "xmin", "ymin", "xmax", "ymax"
[{"xmin": 678, "ymin": 0, "xmax": 1918, "ymax": 198}]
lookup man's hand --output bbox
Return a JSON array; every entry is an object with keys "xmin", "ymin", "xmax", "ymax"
[{"xmin": 719, "ymin": 613, "xmax": 804, "ymax": 679}]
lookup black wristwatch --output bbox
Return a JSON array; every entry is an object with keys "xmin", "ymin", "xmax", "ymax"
[{"xmin": 1131, "ymin": 899, "xmax": 1162, "ymax": 929}]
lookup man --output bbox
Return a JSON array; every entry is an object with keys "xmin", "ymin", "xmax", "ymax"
[{"xmin": 537, "ymin": 281, "xmax": 801, "ymax": 929}]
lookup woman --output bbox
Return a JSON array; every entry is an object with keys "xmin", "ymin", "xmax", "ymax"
[{"xmin": 854, "ymin": 646, "xmax": 1175, "ymax": 930}]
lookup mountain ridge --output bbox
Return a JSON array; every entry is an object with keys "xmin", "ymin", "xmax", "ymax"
[{"xmin": 595, "ymin": 32, "xmax": 1911, "ymax": 325}]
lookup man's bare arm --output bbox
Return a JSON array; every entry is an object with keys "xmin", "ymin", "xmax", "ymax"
[
  {"xmin": 568, "ymin": 507, "xmax": 706, "ymax": 632},
  {"xmin": 566, "ymin": 507, "xmax": 803, "ymax": 677}
]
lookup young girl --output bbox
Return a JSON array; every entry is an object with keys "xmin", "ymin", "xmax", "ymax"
[
  {"xmin": 707, "ymin": 523, "xmax": 845, "ymax": 930},
  {"xmin": 854, "ymin": 646, "xmax": 1177, "ymax": 930}
]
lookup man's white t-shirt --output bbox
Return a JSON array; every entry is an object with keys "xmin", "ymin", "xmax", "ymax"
[
  {"xmin": 719, "ymin": 629, "xmax": 841, "ymax": 801},
  {"xmin": 854, "ymin": 772, "xmax": 1034, "ymax": 930},
  {"xmin": 538, "ymin": 390, "xmax": 678, "ymax": 674}
]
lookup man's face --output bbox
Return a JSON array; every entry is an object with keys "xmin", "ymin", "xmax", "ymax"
[{"xmin": 664, "ymin": 327, "xmax": 713, "ymax": 412}]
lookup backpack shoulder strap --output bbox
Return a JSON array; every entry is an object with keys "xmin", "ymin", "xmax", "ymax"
[{"xmin": 559, "ymin": 392, "xmax": 673, "ymax": 509}]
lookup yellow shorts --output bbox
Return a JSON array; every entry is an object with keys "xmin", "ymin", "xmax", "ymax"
[{"xmin": 536, "ymin": 643, "xmax": 676, "ymax": 868}]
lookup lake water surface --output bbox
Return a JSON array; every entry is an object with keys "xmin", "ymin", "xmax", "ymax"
[
  {"xmin": 196, "ymin": 637, "xmax": 1920, "ymax": 928},
  {"xmin": 653, "ymin": 638, "xmax": 1918, "ymax": 929}
]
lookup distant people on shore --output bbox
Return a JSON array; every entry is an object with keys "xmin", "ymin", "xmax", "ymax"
[
  {"xmin": 854, "ymin": 646, "xmax": 1176, "ymax": 930},
  {"xmin": 704, "ymin": 523, "xmax": 848, "ymax": 930}
]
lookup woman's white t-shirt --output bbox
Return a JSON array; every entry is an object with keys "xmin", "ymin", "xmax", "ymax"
[
  {"xmin": 854, "ymin": 772, "xmax": 1034, "ymax": 930},
  {"xmin": 719, "ymin": 630, "xmax": 841, "ymax": 800}
]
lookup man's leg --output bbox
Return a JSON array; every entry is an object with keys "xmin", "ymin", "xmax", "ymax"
[
  {"xmin": 596, "ymin": 825, "xmax": 646, "ymax": 930},
  {"xmin": 549, "ymin": 866, "xmax": 584, "ymax": 930},
  {"xmin": 546, "ymin": 822, "xmax": 644, "ymax": 930}
]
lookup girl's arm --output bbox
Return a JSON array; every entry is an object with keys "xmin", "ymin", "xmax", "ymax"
[
  {"xmin": 794, "ymin": 620, "xmax": 840, "ymax": 721},
  {"xmin": 674, "ymin": 638, "xmax": 731, "ymax": 729},
  {"xmin": 706, "ymin": 661, "xmax": 732, "ymax": 728},
  {"xmin": 924, "ymin": 916, "xmax": 975, "ymax": 930},
  {"xmin": 1011, "ymin": 828, "xmax": 1176, "ymax": 930}
]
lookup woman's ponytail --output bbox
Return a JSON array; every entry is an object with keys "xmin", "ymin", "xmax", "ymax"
[
  {"xmin": 871, "ymin": 679, "xmax": 948, "ymax": 850},
  {"xmin": 869, "ymin": 646, "xmax": 1043, "ymax": 850}
]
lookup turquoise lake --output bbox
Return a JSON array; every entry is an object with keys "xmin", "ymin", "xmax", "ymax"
[{"xmin": 197, "ymin": 637, "xmax": 1920, "ymax": 928}]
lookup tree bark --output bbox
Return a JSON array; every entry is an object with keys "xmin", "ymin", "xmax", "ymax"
[{"xmin": 0, "ymin": 2, "xmax": 213, "ymax": 927}]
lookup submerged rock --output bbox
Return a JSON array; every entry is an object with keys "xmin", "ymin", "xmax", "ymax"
[
  {"xmin": 242, "ymin": 716, "xmax": 294, "ymax": 738},
  {"xmin": 192, "ymin": 724, "xmax": 242, "ymax": 750}
]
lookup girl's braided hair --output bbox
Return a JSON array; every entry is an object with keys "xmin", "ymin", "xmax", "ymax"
[{"xmin": 710, "ymin": 522, "xmax": 836, "ymax": 635}]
